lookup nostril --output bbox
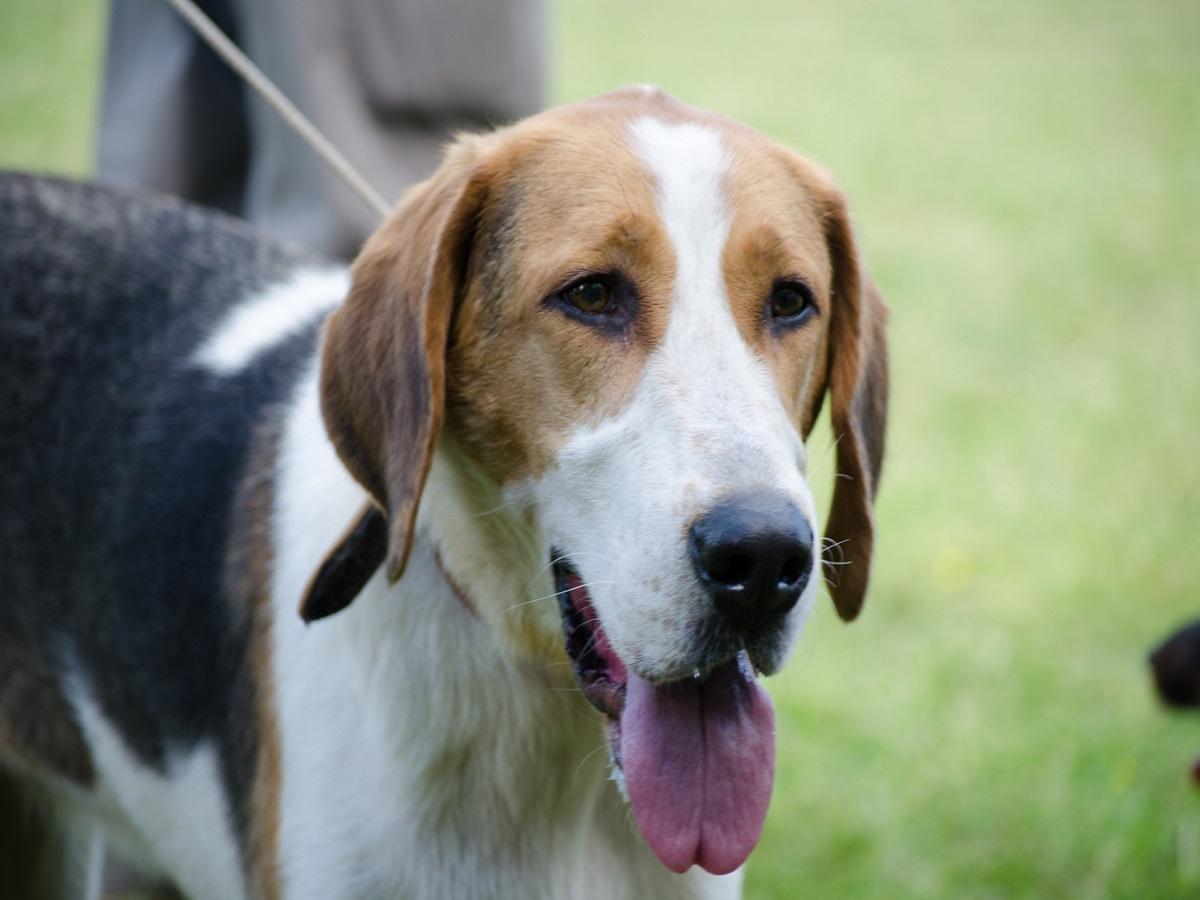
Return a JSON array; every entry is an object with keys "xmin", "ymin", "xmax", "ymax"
[
  {"xmin": 777, "ymin": 553, "xmax": 808, "ymax": 589},
  {"xmin": 702, "ymin": 546, "xmax": 754, "ymax": 588}
]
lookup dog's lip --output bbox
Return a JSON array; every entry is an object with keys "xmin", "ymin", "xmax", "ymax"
[
  {"xmin": 553, "ymin": 556, "xmax": 627, "ymax": 719},
  {"xmin": 552, "ymin": 554, "xmax": 752, "ymax": 712}
]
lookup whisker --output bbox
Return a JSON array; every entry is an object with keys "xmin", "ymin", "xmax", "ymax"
[
  {"xmin": 821, "ymin": 561, "xmax": 842, "ymax": 588},
  {"xmin": 572, "ymin": 741, "xmax": 611, "ymax": 785},
  {"xmin": 523, "ymin": 551, "xmax": 620, "ymax": 591},
  {"xmin": 470, "ymin": 497, "xmax": 518, "ymax": 519},
  {"xmin": 505, "ymin": 580, "xmax": 618, "ymax": 613},
  {"xmin": 820, "ymin": 536, "xmax": 851, "ymax": 566}
]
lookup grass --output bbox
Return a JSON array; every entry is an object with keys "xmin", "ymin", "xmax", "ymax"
[
  {"xmin": 3, "ymin": 0, "xmax": 1199, "ymax": 896},
  {"xmin": 0, "ymin": 0, "xmax": 104, "ymax": 176}
]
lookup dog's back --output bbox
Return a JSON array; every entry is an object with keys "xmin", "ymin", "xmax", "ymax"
[{"xmin": 0, "ymin": 173, "xmax": 321, "ymax": 895}]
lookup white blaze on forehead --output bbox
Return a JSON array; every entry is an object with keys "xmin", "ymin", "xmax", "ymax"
[
  {"xmin": 628, "ymin": 115, "xmax": 805, "ymax": 474},
  {"xmin": 629, "ymin": 117, "xmax": 730, "ymax": 297}
]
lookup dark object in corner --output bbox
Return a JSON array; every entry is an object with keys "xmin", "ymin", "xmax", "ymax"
[
  {"xmin": 1150, "ymin": 620, "xmax": 1200, "ymax": 708},
  {"xmin": 1149, "ymin": 619, "xmax": 1200, "ymax": 787}
]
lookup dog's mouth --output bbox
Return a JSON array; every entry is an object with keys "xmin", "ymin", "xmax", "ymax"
[
  {"xmin": 554, "ymin": 557, "xmax": 629, "ymax": 720},
  {"xmin": 553, "ymin": 553, "xmax": 776, "ymax": 876}
]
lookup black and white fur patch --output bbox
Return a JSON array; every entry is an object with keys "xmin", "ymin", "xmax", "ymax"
[{"xmin": 0, "ymin": 173, "xmax": 330, "ymax": 882}]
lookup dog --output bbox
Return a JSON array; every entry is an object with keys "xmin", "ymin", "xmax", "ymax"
[{"xmin": 0, "ymin": 87, "xmax": 888, "ymax": 899}]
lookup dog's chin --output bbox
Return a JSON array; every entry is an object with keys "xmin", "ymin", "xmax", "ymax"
[{"xmin": 551, "ymin": 552, "xmax": 779, "ymax": 876}]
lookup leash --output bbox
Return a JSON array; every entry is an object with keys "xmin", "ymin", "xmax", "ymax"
[{"xmin": 161, "ymin": 0, "xmax": 391, "ymax": 222}]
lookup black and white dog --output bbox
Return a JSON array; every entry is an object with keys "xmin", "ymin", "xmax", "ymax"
[{"xmin": 0, "ymin": 88, "xmax": 887, "ymax": 899}]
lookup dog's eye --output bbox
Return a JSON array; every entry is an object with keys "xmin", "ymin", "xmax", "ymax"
[
  {"xmin": 563, "ymin": 279, "xmax": 613, "ymax": 316},
  {"xmin": 547, "ymin": 274, "xmax": 635, "ymax": 333},
  {"xmin": 768, "ymin": 281, "xmax": 816, "ymax": 326}
]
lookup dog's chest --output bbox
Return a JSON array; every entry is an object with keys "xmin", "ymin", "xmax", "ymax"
[{"xmin": 268, "ymin": 557, "xmax": 630, "ymax": 896}]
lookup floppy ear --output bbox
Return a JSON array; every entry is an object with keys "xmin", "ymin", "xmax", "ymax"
[
  {"xmin": 821, "ymin": 187, "xmax": 889, "ymax": 622},
  {"xmin": 299, "ymin": 141, "xmax": 488, "ymax": 621}
]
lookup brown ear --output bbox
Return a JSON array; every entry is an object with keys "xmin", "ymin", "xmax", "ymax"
[
  {"xmin": 300, "ymin": 140, "xmax": 488, "ymax": 621},
  {"xmin": 821, "ymin": 188, "xmax": 890, "ymax": 622}
]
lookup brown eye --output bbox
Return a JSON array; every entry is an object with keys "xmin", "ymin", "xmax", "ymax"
[
  {"xmin": 769, "ymin": 281, "xmax": 815, "ymax": 324},
  {"xmin": 548, "ymin": 273, "xmax": 635, "ymax": 333},
  {"xmin": 564, "ymin": 279, "xmax": 612, "ymax": 316}
]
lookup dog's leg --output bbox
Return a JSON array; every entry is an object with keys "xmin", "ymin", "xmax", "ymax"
[{"xmin": 0, "ymin": 769, "xmax": 103, "ymax": 900}]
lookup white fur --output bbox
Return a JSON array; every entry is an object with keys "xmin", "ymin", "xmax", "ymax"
[
  {"xmin": 191, "ymin": 267, "xmax": 347, "ymax": 375},
  {"xmin": 67, "ymin": 681, "xmax": 247, "ymax": 900},
  {"xmin": 523, "ymin": 117, "xmax": 818, "ymax": 679},
  {"xmin": 266, "ymin": 364, "xmax": 738, "ymax": 898}
]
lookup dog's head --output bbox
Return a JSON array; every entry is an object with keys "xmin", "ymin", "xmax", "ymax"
[{"xmin": 303, "ymin": 88, "xmax": 889, "ymax": 874}]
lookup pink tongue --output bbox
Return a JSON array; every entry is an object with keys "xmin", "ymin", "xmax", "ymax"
[{"xmin": 620, "ymin": 652, "xmax": 775, "ymax": 875}]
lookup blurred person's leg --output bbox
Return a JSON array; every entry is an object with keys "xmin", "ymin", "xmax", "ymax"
[
  {"xmin": 97, "ymin": 0, "xmax": 250, "ymax": 217},
  {"xmin": 97, "ymin": 0, "xmax": 545, "ymax": 259}
]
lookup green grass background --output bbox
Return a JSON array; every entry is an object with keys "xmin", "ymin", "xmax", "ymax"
[{"xmin": 2, "ymin": 0, "xmax": 1198, "ymax": 896}]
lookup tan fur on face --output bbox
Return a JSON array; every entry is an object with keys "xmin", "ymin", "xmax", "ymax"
[
  {"xmin": 445, "ymin": 107, "xmax": 683, "ymax": 484},
  {"xmin": 720, "ymin": 136, "xmax": 837, "ymax": 439}
]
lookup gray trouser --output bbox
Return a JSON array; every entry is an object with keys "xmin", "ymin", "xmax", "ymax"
[{"xmin": 97, "ymin": 0, "xmax": 545, "ymax": 259}]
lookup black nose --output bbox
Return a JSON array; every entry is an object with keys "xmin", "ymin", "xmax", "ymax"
[{"xmin": 689, "ymin": 493, "xmax": 814, "ymax": 627}]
